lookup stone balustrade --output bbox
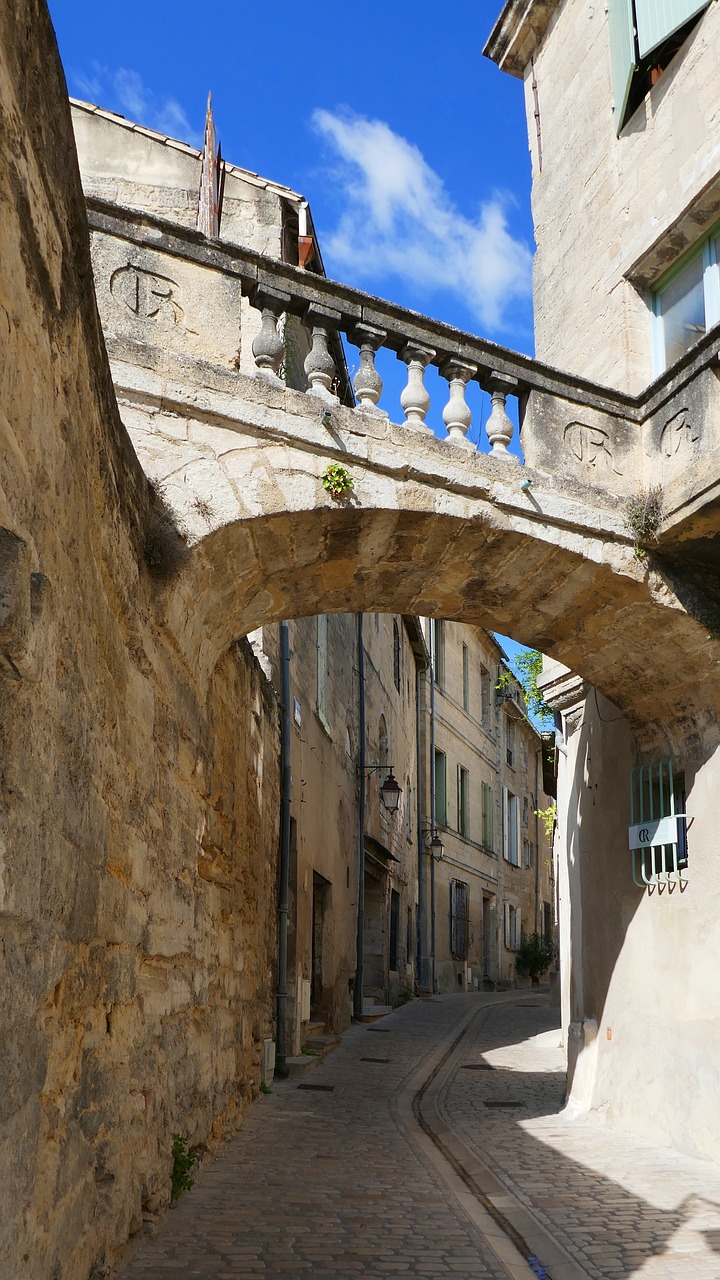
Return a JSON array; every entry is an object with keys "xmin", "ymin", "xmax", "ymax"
[{"xmin": 85, "ymin": 197, "xmax": 720, "ymax": 500}]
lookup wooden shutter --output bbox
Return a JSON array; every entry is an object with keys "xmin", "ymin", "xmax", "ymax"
[
  {"xmin": 607, "ymin": 0, "xmax": 637, "ymax": 132},
  {"xmin": 635, "ymin": 0, "xmax": 709, "ymax": 58},
  {"xmin": 450, "ymin": 880, "xmax": 469, "ymax": 960}
]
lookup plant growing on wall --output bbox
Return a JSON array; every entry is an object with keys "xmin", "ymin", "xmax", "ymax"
[
  {"xmin": 516, "ymin": 931, "xmax": 557, "ymax": 985},
  {"xmin": 535, "ymin": 801, "xmax": 556, "ymax": 840},
  {"xmin": 170, "ymin": 1134, "xmax": 199, "ymax": 1203},
  {"xmin": 321, "ymin": 463, "xmax": 353, "ymax": 497},
  {"xmin": 625, "ymin": 485, "xmax": 663, "ymax": 559}
]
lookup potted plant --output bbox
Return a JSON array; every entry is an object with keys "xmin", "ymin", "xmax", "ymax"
[{"xmin": 516, "ymin": 931, "xmax": 557, "ymax": 987}]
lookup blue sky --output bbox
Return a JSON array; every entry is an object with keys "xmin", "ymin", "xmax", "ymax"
[
  {"xmin": 49, "ymin": 0, "xmax": 538, "ymax": 672},
  {"xmin": 49, "ymin": 0, "xmax": 535, "ymax": 354}
]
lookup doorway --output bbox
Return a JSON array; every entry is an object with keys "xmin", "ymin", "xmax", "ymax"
[{"xmin": 311, "ymin": 871, "xmax": 330, "ymax": 1013}]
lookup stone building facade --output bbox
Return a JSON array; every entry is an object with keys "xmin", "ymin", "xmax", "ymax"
[
  {"xmin": 487, "ymin": 0, "xmax": 720, "ymax": 1161},
  {"xmin": 423, "ymin": 621, "xmax": 554, "ymax": 994}
]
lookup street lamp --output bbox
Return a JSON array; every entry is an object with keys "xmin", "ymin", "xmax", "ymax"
[
  {"xmin": 358, "ymin": 764, "xmax": 403, "ymax": 814},
  {"xmin": 429, "ymin": 833, "xmax": 444, "ymax": 860},
  {"xmin": 379, "ymin": 770, "xmax": 401, "ymax": 814}
]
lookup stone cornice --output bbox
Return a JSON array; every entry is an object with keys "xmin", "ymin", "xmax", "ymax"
[{"xmin": 483, "ymin": 0, "xmax": 562, "ymax": 78}]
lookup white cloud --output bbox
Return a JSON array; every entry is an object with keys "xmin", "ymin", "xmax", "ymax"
[
  {"xmin": 70, "ymin": 64, "xmax": 201, "ymax": 149},
  {"xmin": 311, "ymin": 109, "xmax": 532, "ymax": 334}
]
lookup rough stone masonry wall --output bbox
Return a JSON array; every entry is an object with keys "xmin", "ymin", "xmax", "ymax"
[{"xmin": 0, "ymin": 6, "xmax": 279, "ymax": 1279}]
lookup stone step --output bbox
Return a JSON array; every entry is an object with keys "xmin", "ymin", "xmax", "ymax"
[
  {"xmin": 304, "ymin": 1033, "xmax": 341, "ymax": 1054},
  {"xmin": 361, "ymin": 1004, "xmax": 393, "ymax": 1023},
  {"xmin": 284, "ymin": 1054, "xmax": 322, "ymax": 1078},
  {"xmin": 304, "ymin": 1020, "xmax": 326, "ymax": 1039}
]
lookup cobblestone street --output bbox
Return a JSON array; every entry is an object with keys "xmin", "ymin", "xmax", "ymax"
[{"xmin": 118, "ymin": 994, "xmax": 720, "ymax": 1280}]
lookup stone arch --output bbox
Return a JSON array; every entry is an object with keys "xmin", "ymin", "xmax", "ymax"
[{"xmin": 158, "ymin": 503, "xmax": 718, "ymax": 758}]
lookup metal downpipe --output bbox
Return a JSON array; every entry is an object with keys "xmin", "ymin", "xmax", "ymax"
[
  {"xmin": 353, "ymin": 613, "xmax": 366, "ymax": 1022},
  {"xmin": 276, "ymin": 620, "xmax": 292, "ymax": 1076}
]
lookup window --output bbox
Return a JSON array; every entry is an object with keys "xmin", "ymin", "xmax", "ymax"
[
  {"xmin": 481, "ymin": 782, "xmax": 494, "ymax": 851},
  {"xmin": 479, "ymin": 664, "xmax": 491, "ymax": 727},
  {"xmin": 462, "ymin": 643, "xmax": 469, "ymax": 712},
  {"xmin": 432, "ymin": 619, "xmax": 445, "ymax": 688},
  {"xmin": 389, "ymin": 889, "xmax": 400, "ymax": 971},
  {"xmin": 457, "ymin": 766, "xmax": 469, "ymax": 838},
  {"xmin": 450, "ymin": 880, "xmax": 469, "ymax": 960},
  {"xmin": 504, "ymin": 903, "xmax": 521, "ymax": 951},
  {"xmin": 609, "ymin": 0, "xmax": 711, "ymax": 134},
  {"xmin": 316, "ymin": 614, "xmax": 329, "ymax": 728},
  {"xmin": 434, "ymin": 749, "xmax": 447, "ymax": 826},
  {"xmin": 629, "ymin": 756, "xmax": 688, "ymax": 886},
  {"xmin": 405, "ymin": 778, "xmax": 413, "ymax": 841},
  {"xmin": 407, "ymin": 906, "xmax": 413, "ymax": 964},
  {"xmin": 393, "ymin": 619, "xmax": 401, "ymax": 692},
  {"xmin": 505, "ymin": 716, "xmax": 515, "ymax": 768},
  {"xmin": 504, "ymin": 789, "xmax": 520, "ymax": 866},
  {"xmin": 653, "ymin": 228, "xmax": 720, "ymax": 372},
  {"xmin": 523, "ymin": 838, "xmax": 532, "ymax": 870}
]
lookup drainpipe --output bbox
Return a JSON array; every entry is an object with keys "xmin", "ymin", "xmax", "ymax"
[
  {"xmin": 535, "ymin": 748, "xmax": 541, "ymax": 933},
  {"xmin": 429, "ymin": 625, "xmax": 437, "ymax": 995},
  {"xmin": 353, "ymin": 613, "xmax": 366, "ymax": 1021},
  {"xmin": 276, "ymin": 620, "xmax": 292, "ymax": 1076},
  {"xmin": 415, "ymin": 666, "xmax": 427, "ymax": 991}
]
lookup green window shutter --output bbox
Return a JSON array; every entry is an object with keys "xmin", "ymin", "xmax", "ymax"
[
  {"xmin": 635, "ymin": 0, "xmax": 709, "ymax": 58},
  {"xmin": 607, "ymin": 0, "xmax": 637, "ymax": 132}
]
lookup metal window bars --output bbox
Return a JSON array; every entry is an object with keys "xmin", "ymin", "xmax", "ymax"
[{"xmin": 629, "ymin": 756, "xmax": 688, "ymax": 889}]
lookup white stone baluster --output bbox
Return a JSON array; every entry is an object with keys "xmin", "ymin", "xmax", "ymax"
[
  {"xmin": 441, "ymin": 359, "xmax": 477, "ymax": 448},
  {"xmin": 400, "ymin": 344, "xmax": 436, "ymax": 429},
  {"xmin": 251, "ymin": 287, "xmax": 290, "ymax": 383},
  {"xmin": 351, "ymin": 324, "xmax": 386, "ymax": 412},
  {"xmin": 304, "ymin": 306, "xmax": 341, "ymax": 402},
  {"xmin": 485, "ymin": 374, "xmax": 518, "ymax": 455}
]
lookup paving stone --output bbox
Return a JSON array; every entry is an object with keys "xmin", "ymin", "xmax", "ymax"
[{"xmin": 117, "ymin": 992, "xmax": 720, "ymax": 1280}]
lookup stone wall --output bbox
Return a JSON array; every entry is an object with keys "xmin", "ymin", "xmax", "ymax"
[{"xmin": 0, "ymin": 7, "xmax": 280, "ymax": 1278}]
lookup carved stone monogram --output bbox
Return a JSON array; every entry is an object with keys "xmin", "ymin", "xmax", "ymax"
[
  {"xmin": 110, "ymin": 264, "xmax": 183, "ymax": 324},
  {"xmin": 564, "ymin": 421, "xmax": 622, "ymax": 475},
  {"xmin": 660, "ymin": 407, "xmax": 700, "ymax": 458}
]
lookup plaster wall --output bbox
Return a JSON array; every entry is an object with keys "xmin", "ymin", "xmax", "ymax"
[
  {"xmin": 523, "ymin": 0, "xmax": 720, "ymax": 392},
  {"xmin": 550, "ymin": 667, "xmax": 720, "ymax": 1161}
]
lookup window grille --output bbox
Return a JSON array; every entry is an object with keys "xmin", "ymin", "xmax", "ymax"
[
  {"xmin": 450, "ymin": 880, "xmax": 469, "ymax": 960},
  {"xmin": 629, "ymin": 756, "xmax": 688, "ymax": 887}
]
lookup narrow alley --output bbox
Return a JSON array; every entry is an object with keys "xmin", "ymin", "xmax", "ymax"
[{"xmin": 117, "ymin": 995, "xmax": 720, "ymax": 1280}]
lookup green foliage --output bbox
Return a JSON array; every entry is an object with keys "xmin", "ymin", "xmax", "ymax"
[
  {"xmin": 321, "ymin": 463, "xmax": 353, "ymax": 496},
  {"xmin": 625, "ymin": 485, "xmax": 663, "ymax": 559},
  {"xmin": 495, "ymin": 670, "xmax": 512, "ymax": 694},
  {"xmin": 393, "ymin": 982, "xmax": 414, "ymax": 1008},
  {"xmin": 170, "ymin": 1134, "xmax": 199, "ymax": 1204},
  {"xmin": 515, "ymin": 931, "xmax": 557, "ymax": 981},
  {"xmin": 300, "ymin": 1044, "xmax": 321, "ymax": 1056},
  {"xmin": 511, "ymin": 649, "xmax": 553, "ymax": 724},
  {"xmin": 260, "ymin": 1081, "xmax": 272, "ymax": 1095},
  {"xmin": 535, "ymin": 801, "xmax": 557, "ymax": 840}
]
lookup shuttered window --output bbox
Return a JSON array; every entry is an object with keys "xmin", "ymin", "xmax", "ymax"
[
  {"xmin": 316, "ymin": 614, "xmax": 329, "ymax": 727},
  {"xmin": 434, "ymin": 750, "xmax": 447, "ymax": 826},
  {"xmin": 503, "ymin": 903, "xmax": 521, "ymax": 951},
  {"xmin": 608, "ymin": 0, "xmax": 637, "ymax": 132},
  {"xmin": 450, "ymin": 880, "xmax": 469, "ymax": 960},
  {"xmin": 482, "ymin": 782, "xmax": 494, "ymax": 851},
  {"xmin": 635, "ymin": 0, "xmax": 710, "ymax": 57},
  {"xmin": 608, "ymin": 0, "xmax": 711, "ymax": 133}
]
